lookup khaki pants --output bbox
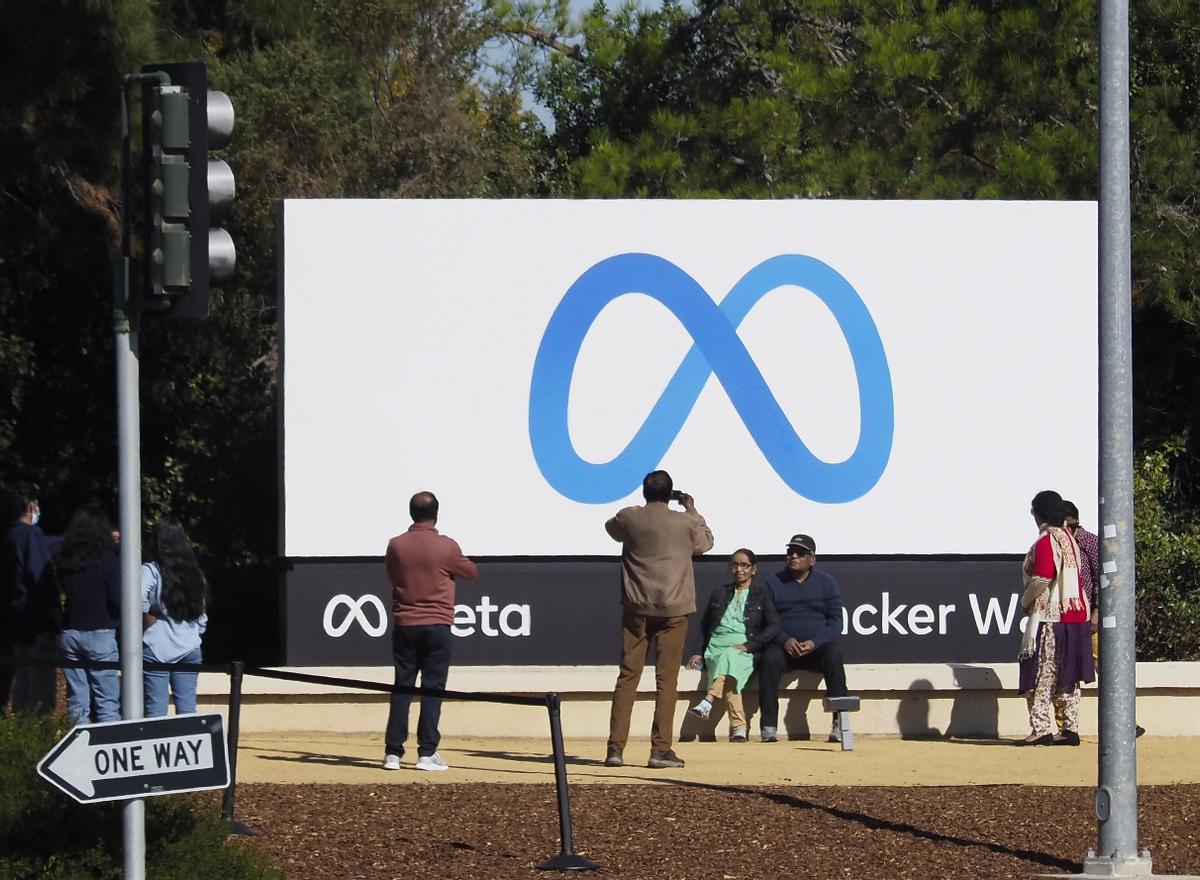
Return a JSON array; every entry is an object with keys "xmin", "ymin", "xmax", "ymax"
[
  {"xmin": 705, "ymin": 674, "xmax": 747, "ymax": 732},
  {"xmin": 608, "ymin": 610, "xmax": 688, "ymax": 754}
]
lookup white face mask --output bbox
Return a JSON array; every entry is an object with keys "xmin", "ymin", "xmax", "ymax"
[{"xmin": 30, "ymin": 506, "xmax": 40, "ymax": 526}]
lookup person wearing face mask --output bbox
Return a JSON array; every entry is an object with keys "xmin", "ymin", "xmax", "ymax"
[{"xmin": 1, "ymin": 481, "xmax": 62, "ymax": 714}]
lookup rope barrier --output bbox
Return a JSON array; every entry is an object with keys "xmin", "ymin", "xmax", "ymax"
[
  {"xmin": 0, "ymin": 655, "xmax": 215, "ymax": 673},
  {"xmin": 241, "ymin": 665, "xmax": 546, "ymax": 706},
  {"xmin": 2, "ymin": 657, "xmax": 547, "ymax": 704},
  {"xmin": 1, "ymin": 654, "xmax": 598, "ymax": 871}
]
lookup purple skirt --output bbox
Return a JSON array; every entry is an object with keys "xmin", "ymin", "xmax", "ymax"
[{"xmin": 1018, "ymin": 620, "xmax": 1096, "ymax": 694}]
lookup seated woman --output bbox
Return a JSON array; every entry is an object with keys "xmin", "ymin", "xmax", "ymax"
[{"xmin": 687, "ymin": 548, "xmax": 779, "ymax": 741}]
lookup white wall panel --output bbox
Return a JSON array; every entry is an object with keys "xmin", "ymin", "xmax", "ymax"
[{"xmin": 281, "ymin": 199, "xmax": 1097, "ymax": 557}]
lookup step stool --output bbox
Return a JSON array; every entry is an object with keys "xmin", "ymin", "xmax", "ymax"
[{"xmin": 823, "ymin": 695, "xmax": 861, "ymax": 751}]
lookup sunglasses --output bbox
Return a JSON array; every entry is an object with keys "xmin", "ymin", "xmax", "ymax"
[{"xmin": 785, "ymin": 548, "xmax": 812, "ymax": 557}]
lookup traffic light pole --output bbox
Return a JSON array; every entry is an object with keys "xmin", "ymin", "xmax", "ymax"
[
  {"xmin": 115, "ymin": 71, "xmax": 165, "ymax": 880},
  {"xmin": 114, "ymin": 63, "xmax": 232, "ymax": 878}
]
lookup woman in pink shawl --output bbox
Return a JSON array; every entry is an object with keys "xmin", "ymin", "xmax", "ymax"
[{"xmin": 1017, "ymin": 490, "xmax": 1095, "ymax": 745}]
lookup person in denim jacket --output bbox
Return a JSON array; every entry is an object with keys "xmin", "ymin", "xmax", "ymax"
[{"xmin": 141, "ymin": 519, "xmax": 208, "ymax": 716}]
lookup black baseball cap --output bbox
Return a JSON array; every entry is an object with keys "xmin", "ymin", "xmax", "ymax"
[{"xmin": 786, "ymin": 534, "xmax": 816, "ymax": 554}]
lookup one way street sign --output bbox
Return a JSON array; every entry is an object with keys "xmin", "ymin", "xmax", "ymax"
[{"xmin": 38, "ymin": 713, "xmax": 230, "ymax": 804}]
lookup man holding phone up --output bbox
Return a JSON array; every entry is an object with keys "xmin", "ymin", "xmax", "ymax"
[{"xmin": 603, "ymin": 470, "xmax": 714, "ymax": 769}]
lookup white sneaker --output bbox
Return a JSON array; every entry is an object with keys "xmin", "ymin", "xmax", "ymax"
[
  {"xmin": 689, "ymin": 698, "xmax": 713, "ymax": 720},
  {"xmin": 382, "ymin": 753, "xmax": 401, "ymax": 770},
  {"xmin": 829, "ymin": 714, "xmax": 843, "ymax": 743},
  {"xmin": 416, "ymin": 753, "xmax": 449, "ymax": 772}
]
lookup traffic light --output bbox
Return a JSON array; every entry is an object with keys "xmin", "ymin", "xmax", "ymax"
[{"xmin": 141, "ymin": 61, "xmax": 235, "ymax": 318}]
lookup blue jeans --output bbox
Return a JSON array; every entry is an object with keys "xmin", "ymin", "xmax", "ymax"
[
  {"xmin": 59, "ymin": 629, "xmax": 121, "ymax": 723},
  {"xmin": 144, "ymin": 644, "xmax": 202, "ymax": 716},
  {"xmin": 384, "ymin": 625, "xmax": 452, "ymax": 758}
]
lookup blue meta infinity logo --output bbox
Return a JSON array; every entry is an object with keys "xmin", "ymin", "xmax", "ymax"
[{"xmin": 528, "ymin": 253, "xmax": 894, "ymax": 504}]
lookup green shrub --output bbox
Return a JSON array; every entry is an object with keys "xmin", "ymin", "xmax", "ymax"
[
  {"xmin": 1134, "ymin": 439, "xmax": 1200, "ymax": 660},
  {"xmin": 0, "ymin": 713, "xmax": 279, "ymax": 880}
]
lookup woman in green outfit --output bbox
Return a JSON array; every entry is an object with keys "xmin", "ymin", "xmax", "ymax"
[{"xmin": 687, "ymin": 549, "xmax": 780, "ymax": 741}]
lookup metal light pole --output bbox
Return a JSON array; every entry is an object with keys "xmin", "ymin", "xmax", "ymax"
[
  {"xmin": 1085, "ymin": 0, "xmax": 1151, "ymax": 875},
  {"xmin": 115, "ymin": 71, "xmax": 164, "ymax": 880}
]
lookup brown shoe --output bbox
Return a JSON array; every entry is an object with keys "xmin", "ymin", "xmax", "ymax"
[
  {"xmin": 647, "ymin": 749, "xmax": 685, "ymax": 769},
  {"xmin": 604, "ymin": 746, "xmax": 624, "ymax": 767}
]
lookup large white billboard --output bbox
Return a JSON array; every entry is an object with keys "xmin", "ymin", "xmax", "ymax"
[{"xmin": 281, "ymin": 199, "xmax": 1097, "ymax": 557}]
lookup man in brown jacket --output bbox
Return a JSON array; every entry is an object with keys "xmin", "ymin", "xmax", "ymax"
[{"xmin": 604, "ymin": 470, "xmax": 714, "ymax": 769}]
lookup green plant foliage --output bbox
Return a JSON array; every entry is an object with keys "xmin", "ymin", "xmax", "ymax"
[
  {"xmin": 1, "ymin": 0, "xmax": 1198, "ymax": 661},
  {"xmin": 0, "ymin": 0, "xmax": 546, "ymax": 661},
  {"xmin": 540, "ymin": 1, "xmax": 1102, "ymax": 199},
  {"xmin": 1133, "ymin": 440, "xmax": 1200, "ymax": 660},
  {"xmin": 529, "ymin": 0, "xmax": 1200, "ymax": 659},
  {"xmin": 0, "ymin": 713, "xmax": 279, "ymax": 880}
]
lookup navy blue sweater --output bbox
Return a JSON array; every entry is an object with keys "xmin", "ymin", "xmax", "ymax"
[
  {"xmin": 764, "ymin": 568, "xmax": 844, "ymax": 647},
  {"xmin": 1, "ymin": 521, "xmax": 61, "ymax": 640},
  {"xmin": 60, "ymin": 550, "xmax": 121, "ymax": 631}
]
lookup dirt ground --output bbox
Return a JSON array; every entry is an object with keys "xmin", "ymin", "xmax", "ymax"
[{"xmin": 225, "ymin": 734, "xmax": 1200, "ymax": 879}]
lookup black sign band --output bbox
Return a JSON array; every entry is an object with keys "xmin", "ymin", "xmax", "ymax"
[{"xmin": 284, "ymin": 558, "xmax": 1026, "ymax": 667}]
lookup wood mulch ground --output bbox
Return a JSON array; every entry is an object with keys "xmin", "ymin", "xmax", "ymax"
[{"xmin": 234, "ymin": 783, "xmax": 1200, "ymax": 879}]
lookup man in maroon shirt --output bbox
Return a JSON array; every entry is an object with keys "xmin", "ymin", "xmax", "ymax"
[{"xmin": 382, "ymin": 491, "xmax": 477, "ymax": 771}]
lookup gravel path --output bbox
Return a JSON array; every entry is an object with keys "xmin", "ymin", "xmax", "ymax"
[{"xmin": 235, "ymin": 782, "xmax": 1200, "ymax": 879}]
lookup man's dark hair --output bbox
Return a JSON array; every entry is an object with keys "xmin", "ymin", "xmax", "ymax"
[
  {"xmin": 1062, "ymin": 500, "xmax": 1080, "ymax": 520},
  {"xmin": 410, "ymin": 492, "xmax": 439, "ymax": 523},
  {"xmin": 1031, "ymin": 489, "xmax": 1065, "ymax": 526},
  {"xmin": 4, "ymin": 481, "xmax": 40, "ymax": 521},
  {"xmin": 642, "ymin": 470, "xmax": 673, "ymax": 503}
]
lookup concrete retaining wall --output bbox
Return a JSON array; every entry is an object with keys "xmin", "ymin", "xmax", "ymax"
[{"xmin": 194, "ymin": 662, "xmax": 1198, "ymax": 739}]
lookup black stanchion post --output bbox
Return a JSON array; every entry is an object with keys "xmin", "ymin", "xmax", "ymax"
[
  {"xmin": 537, "ymin": 693, "xmax": 598, "ymax": 871},
  {"xmin": 222, "ymin": 660, "xmax": 258, "ymax": 836}
]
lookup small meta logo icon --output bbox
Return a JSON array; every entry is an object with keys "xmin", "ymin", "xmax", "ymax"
[
  {"xmin": 322, "ymin": 594, "xmax": 531, "ymax": 639},
  {"xmin": 323, "ymin": 594, "xmax": 389, "ymax": 638},
  {"xmin": 528, "ymin": 253, "xmax": 894, "ymax": 504}
]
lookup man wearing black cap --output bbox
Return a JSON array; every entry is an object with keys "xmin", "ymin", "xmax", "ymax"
[{"xmin": 758, "ymin": 533, "xmax": 848, "ymax": 743}]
